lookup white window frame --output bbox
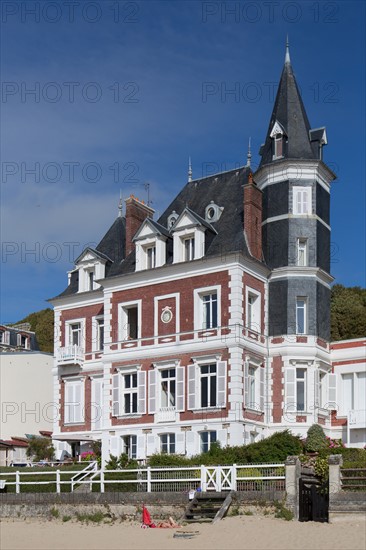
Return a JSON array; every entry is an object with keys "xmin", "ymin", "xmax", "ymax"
[
  {"xmin": 199, "ymin": 363, "xmax": 218, "ymax": 408},
  {"xmin": 296, "ymin": 297, "xmax": 307, "ymax": 334},
  {"xmin": 64, "ymin": 378, "xmax": 85, "ymax": 424},
  {"xmin": 297, "ymin": 238, "xmax": 308, "ymax": 267},
  {"xmin": 244, "ymin": 357, "xmax": 265, "ymax": 412},
  {"xmin": 0, "ymin": 330, "xmax": 10, "ymax": 345},
  {"xmin": 135, "ymin": 236, "xmax": 166, "ymax": 272},
  {"xmin": 65, "ymin": 319, "xmax": 85, "ymax": 348},
  {"xmin": 200, "ymin": 431, "xmax": 217, "ymax": 453},
  {"xmin": 118, "ymin": 300, "xmax": 142, "ymax": 342},
  {"xmin": 122, "ymin": 435, "xmax": 137, "ymax": 459},
  {"xmin": 172, "ymin": 226, "xmax": 205, "ymax": 263},
  {"xmin": 122, "ymin": 372, "xmax": 138, "ymax": 415},
  {"xmin": 293, "ymin": 186, "xmax": 312, "ymax": 215},
  {"xmin": 189, "ymin": 356, "xmax": 226, "ymax": 411},
  {"xmin": 295, "ymin": 367, "xmax": 307, "ymax": 412},
  {"xmin": 146, "ymin": 245, "xmax": 156, "ymax": 269},
  {"xmin": 91, "ymin": 376, "xmax": 103, "ymax": 430},
  {"xmin": 246, "ymin": 287, "xmax": 261, "ymax": 333},
  {"xmin": 92, "ymin": 316, "xmax": 104, "ymax": 352},
  {"xmin": 160, "ymin": 433, "xmax": 176, "ymax": 454},
  {"xmin": 194, "ymin": 286, "xmax": 221, "ymax": 332},
  {"xmin": 17, "ymin": 333, "xmax": 30, "ymax": 349},
  {"xmin": 150, "ymin": 360, "xmax": 184, "ymax": 414},
  {"xmin": 183, "ymin": 236, "xmax": 195, "ymax": 261}
]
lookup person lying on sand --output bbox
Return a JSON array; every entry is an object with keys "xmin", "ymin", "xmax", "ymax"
[{"xmin": 154, "ymin": 517, "xmax": 181, "ymax": 529}]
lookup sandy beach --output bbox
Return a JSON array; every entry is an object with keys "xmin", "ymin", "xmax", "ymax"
[{"xmin": 1, "ymin": 516, "xmax": 365, "ymax": 550}]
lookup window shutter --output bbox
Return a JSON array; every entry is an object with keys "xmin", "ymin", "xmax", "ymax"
[
  {"xmin": 314, "ymin": 369, "xmax": 320, "ymax": 408},
  {"xmin": 146, "ymin": 434, "xmax": 156, "ymax": 456},
  {"xmin": 112, "ymin": 373, "xmax": 120, "ymax": 417},
  {"xmin": 327, "ymin": 373, "xmax": 337, "ymax": 410},
  {"xmin": 137, "ymin": 371, "xmax": 146, "ymax": 414},
  {"xmin": 148, "ymin": 370, "xmax": 157, "ymax": 414},
  {"xmin": 74, "ymin": 381, "xmax": 84, "ymax": 423},
  {"xmin": 93, "ymin": 378, "xmax": 103, "ymax": 430},
  {"xmin": 176, "ymin": 366, "xmax": 185, "ymax": 412},
  {"xmin": 259, "ymin": 366, "xmax": 265, "ymax": 412},
  {"xmin": 4, "ymin": 331, "xmax": 10, "ymax": 345},
  {"xmin": 217, "ymin": 361, "xmax": 227, "ymax": 408},
  {"xmin": 17, "ymin": 333, "xmax": 21, "ymax": 346},
  {"xmin": 285, "ymin": 367, "xmax": 296, "ymax": 420},
  {"xmin": 64, "ymin": 382, "xmax": 73, "ymax": 424},
  {"xmin": 136, "ymin": 435, "xmax": 146, "ymax": 459},
  {"xmin": 176, "ymin": 432, "xmax": 185, "ymax": 455},
  {"xmin": 217, "ymin": 429, "xmax": 227, "ymax": 448},
  {"xmin": 188, "ymin": 365, "xmax": 196, "ymax": 410},
  {"xmin": 110, "ymin": 436, "xmax": 120, "ymax": 457},
  {"xmin": 244, "ymin": 361, "xmax": 249, "ymax": 407},
  {"xmin": 185, "ymin": 431, "xmax": 197, "ymax": 457}
]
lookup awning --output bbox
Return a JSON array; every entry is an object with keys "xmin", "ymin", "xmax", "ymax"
[{"xmin": 52, "ymin": 434, "xmax": 101, "ymax": 442}]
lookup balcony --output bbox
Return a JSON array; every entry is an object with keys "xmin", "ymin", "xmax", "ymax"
[
  {"xmin": 156, "ymin": 406, "xmax": 176, "ymax": 423},
  {"xmin": 56, "ymin": 345, "xmax": 84, "ymax": 366},
  {"xmin": 348, "ymin": 409, "xmax": 366, "ymax": 429}
]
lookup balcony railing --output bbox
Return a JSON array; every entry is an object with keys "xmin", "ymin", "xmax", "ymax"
[
  {"xmin": 348, "ymin": 409, "xmax": 366, "ymax": 429},
  {"xmin": 56, "ymin": 345, "xmax": 84, "ymax": 365},
  {"xmin": 155, "ymin": 406, "xmax": 176, "ymax": 423}
]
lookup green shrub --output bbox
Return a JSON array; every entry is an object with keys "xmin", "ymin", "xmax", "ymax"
[
  {"xmin": 273, "ymin": 501, "xmax": 293, "ymax": 521},
  {"xmin": 62, "ymin": 515, "xmax": 71, "ymax": 522},
  {"xmin": 50, "ymin": 507, "xmax": 59, "ymax": 519},
  {"xmin": 305, "ymin": 424, "xmax": 327, "ymax": 452}
]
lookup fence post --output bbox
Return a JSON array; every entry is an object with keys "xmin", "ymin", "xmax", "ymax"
[
  {"xmin": 328, "ymin": 454, "xmax": 343, "ymax": 494},
  {"xmin": 15, "ymin": 471, "xmax": 20, "ymax": 494},
  {"xmin": 147, "ymin": 467, "xmax": 151, "ymax": 493},
  {"xmin": 232, "ymin": 463, "xmax": 237, "ymax": 491},
  {"xmin": 200, "ymin": 465, "xmax": 205, "ymax": 492},
  {"xmin": 285, "ymin": 456, "xmax": 300, "ymax": 519},
  {"xmin": 100, "ymin": 469, "xmax": 105, "ymax": 493},
  {"xmin": 56, "ymin": 470, "xmax": 61, "ymax": 494}
]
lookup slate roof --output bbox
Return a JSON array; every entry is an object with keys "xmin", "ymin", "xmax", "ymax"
[
  {"xmin": 259, "ymin": 55, "xmax": 319, "ymax": 166},
  {"xmin": 53, "ymin": 165, "xmax": 262, "ymax": 299},
  {"xmin": 107, "ymin": 165, "xmax": 256, "ymax": 279}
]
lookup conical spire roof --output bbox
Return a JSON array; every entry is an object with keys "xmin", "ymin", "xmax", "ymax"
[{"xmin": 259, "ymin": 42, "xmax": 315, "ymax": 166}]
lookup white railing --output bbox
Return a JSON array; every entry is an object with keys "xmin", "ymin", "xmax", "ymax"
[
  {"xmin": 348, "ymin": 409, "xmax": 366, "ymax": 428},
  {"xmin": 56, "ymin": 345, "xmax": 84, "ymax": 365},
  {"xmin": 155, "ymin": 406, "xmax": 176, "ymax": 423},
  {"xmin": 0, "ymin": 463, "xmax": 285, "ymax": 494},
  {"xmin": 71, "ymin": 461, "xmax": 98, "ymax": 491}
]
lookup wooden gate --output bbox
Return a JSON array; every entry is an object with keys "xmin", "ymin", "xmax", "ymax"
[{"xmin": 299, "ymin": 477, "xmax": 329, "ymax": 522}]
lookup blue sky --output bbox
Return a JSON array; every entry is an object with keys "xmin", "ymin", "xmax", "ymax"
[{"xmin": 1, "ymin": 0, "xmax": 365, "ymax": 323}]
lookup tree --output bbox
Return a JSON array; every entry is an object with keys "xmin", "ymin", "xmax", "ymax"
[
  {"xmin": 331, "ymin": 285, "xmax": 366, "ymax": 341},
  {"xmin": 26, "ymin": 437, "xmax": 55, "ymax": 462},
  {"xmin": 12, "ymin": 308, "xmax": 54, "ymax": 353},
  {"xmin": 306, "ymin": 424, "xmax": 327, "ymax": 453}
]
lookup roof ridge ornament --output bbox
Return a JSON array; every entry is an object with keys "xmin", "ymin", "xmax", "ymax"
[
  {"xmin": 246, "ymin": 137, "xmax": 252, "ymax": 167},
  {"xmin": 285, "ymin": 34, "xmax": 291, "ymax": 65},
  {"xmin": 188, "ymin": 157, "xmax": 192, "ymax": 182}
]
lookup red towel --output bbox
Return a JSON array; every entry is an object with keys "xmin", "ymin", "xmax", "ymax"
[{"xmin": 142, "ymin": 505, "xmax": 156, "ymax": 528}]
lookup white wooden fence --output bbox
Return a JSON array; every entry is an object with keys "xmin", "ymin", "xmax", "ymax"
[{"xmin": 0, "ymin": 463, "xmax": 285, "ymax": 494}]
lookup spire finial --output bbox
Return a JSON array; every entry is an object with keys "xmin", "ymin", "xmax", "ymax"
[
  {"xmin": 118, "ymin": 189, "xmax": 123, "ymax": 217},
  {"xmin": 188, "ymin": 156, "xmax": 192, "ymax": 182},
  {"xmin": 246, "ymin": 137, "xmax": 252, "ymax": 167},
  {"xmin": 285, "ymin": 35, "xmax": 290, "ymax": 65}
]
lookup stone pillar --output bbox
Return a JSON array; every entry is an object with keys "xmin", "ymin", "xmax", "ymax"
[
  {"xmin": 328, "ymin": 454, "xmax": 343, "ymax": 494},
  {"xmin": 285, "ymin": 455, "xmax": 301, "ymax": 519}
]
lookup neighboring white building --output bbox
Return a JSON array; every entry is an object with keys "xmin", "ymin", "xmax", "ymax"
[
  {"xmin": 331, "ymin": 338, "xmax": 366, "ymax": 448},
  {"xmin": 0, "ymin": 352, "xmax": 54, "ymax": 442}
]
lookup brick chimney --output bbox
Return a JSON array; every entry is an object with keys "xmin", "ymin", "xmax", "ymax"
[
  {"xmin": 243, "ymin": 173, "xmax": 263, "ymax": 261},
  {"xmin": 125, "ymin": 195, "xmax": 155, "ymax": 256}
]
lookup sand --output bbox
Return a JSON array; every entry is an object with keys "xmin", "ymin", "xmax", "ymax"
[{"xmin": 1, "ymin": 516, "xmax": 365, "ymax": 550}]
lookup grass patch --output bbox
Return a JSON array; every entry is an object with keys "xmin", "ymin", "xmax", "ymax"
[
  {"xmin": 62, "ymin": 515, "xmax": 72, "ymax": 522},
  {"xmin": 50, "ymin": 507, "xmax": 59, "ymax": 519},
  {"xmin": 273, "ymin": 501, "xmax": 293, "ymax": 521},
  {"xmin": 75, "ymin": 512, "xmax": 105, "ymax": 524}
]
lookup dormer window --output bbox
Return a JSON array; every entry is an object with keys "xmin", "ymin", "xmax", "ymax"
[
  {"xmin": 17, "ymin": 333, "xmax": 30, "ymax": 349},
  {"xmin": 167, "ymin": 211, "xmax": 179, "ymax": 228},
  {"xmin": 133, "ymin": 218, "xmax": 169, "ymax": 272},
  {"xmin": 270, "ymin": 120, "xmax": 286, "ymax": 160},
  {"xmin": 74, "ymin": 248, "xmax": 108, "ymax": 293},
  {"xmin": 171, "ymin": 207, "xmax": 216, "ymax": 264},
  {"xmin": 205, "ymin": 201, "xmax": 223, "ymax": 223}
]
